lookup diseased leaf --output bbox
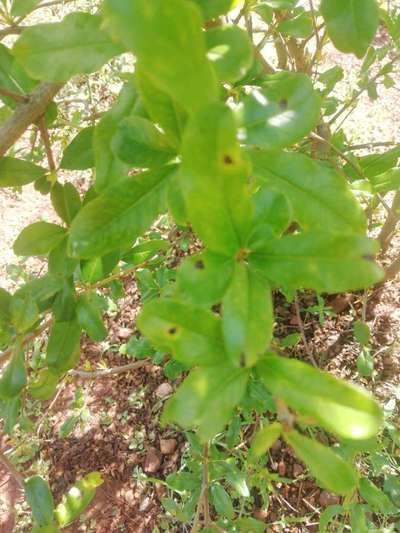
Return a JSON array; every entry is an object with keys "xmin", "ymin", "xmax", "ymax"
[
  {"xmin": 60, "ymin": 127, "xmax": 95, "ymax": 170},
  {"xmin": 236, "ymin": 72, "xmax": 320, "ymax": 150},
  {"xmin": 0, "ymin": 157, "xmax": 46, "ymax": 188},
  {"xmin": 14, "ymin": 222, "xmax": 66, "ymax": 257},
  {"xmin": 177, "ymin": 251, "xmax": 234, "ymax": 307},
  {"xmin": 103, "ymin": 0, "xmax": 218, "ymax": 114},
  {"xmin": 258, "ymin": 354, "xmax": 383, "ymax": 440},
  {"xmin": 321, "ymin": 0, "xmax": 379, "ymax": 58},
  {"xmin": 68, "ymin": 165, "xmax": 176, "ymax": 259},
  {"xmin": 284, "ymin": 430, "xmax": 358, "ymax": 495},
  {"xmin": 250, "ymin": 232, "xmax": 383, "ymax": 293},
  {"xmin": 181, "ymin": 103, "xmax": 253, "ymax": 255},
  {"xmin": 250, "ymin": 150, "xmax": 367, "ymax": 234},
  {"xmin": 137, "ymin": 298, "xmax": 224, "ymax": 367},
  {"xmin": 13, "ymin": 13, "xmax": 123, "ymax": 82},
  {"xmin": 163, "ymin": 364, "xmax": 250, "ymax": 441}
]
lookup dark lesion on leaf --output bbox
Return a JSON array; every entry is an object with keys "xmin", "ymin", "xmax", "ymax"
[
  {"xmin": 279, "ymin": 98, "xmax": 288, "ymax": 110},
  {"xmin": 168, "ymin": 327, "xmax": 178, "ymax": 335},
  {"xmin": 194, "ymin": 259, "xmax": 205, "ymax": 270},
  {"xmin": 223, "ymin": 154, "xmax": 234, "ymax": 165},
  {"xmin": 239, "ymin": 353, "xmax": 246, "ymax": 368},
  {"xmin": 362, "ymin": 254, "xmax": 375, "ymax": 261}
]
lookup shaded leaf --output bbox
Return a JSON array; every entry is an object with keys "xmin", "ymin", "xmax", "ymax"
[
  {"xmin": 60, "ymin": 127, "xmax": 94, "ymax": 170},
  {"xmin": 0, "ymin": 157, "xmax": 46, "ymax": 188},
  {"xmin": 25, "ymin": 476, "xmax": 55, "ymax": 526}
]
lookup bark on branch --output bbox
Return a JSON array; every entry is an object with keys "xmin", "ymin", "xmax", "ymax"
[{"xmin": 0, "ymin": 82, "xmax": 63, "ymax": 157}]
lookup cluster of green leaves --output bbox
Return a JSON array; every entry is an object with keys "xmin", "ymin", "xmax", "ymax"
[{"xmin": 0, "ymin": 0, "xmax": 399, "ymax": 529}]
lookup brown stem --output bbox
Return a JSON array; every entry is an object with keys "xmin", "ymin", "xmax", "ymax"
[
  {"xmin": 0, "ymin": 82, "xmax": 63, "ymax": 157},
  {"xmin": 0, "ymin": 451, "xmax": 24, "ymax": 490},
  {"xmin": 192, "ymin": 442, "xmax": 211, "ymax": 532},
  {"xmin": 0, "ymin": 87, "xmax": 28, "ymax": 104},
  {"xmin": 378, "ymin": 190, "xmax": 400, "ymax": 254},
  {"xmin": 295, "ymin": 295, "xmax": 317, "ymax": 367},
  {"xmin": 69, "ymin": 359, "xmax": 149, "ymax": 379},
  {"xmin": 38, "ymin": 116, "xmax": 56, "ymax": 172}
]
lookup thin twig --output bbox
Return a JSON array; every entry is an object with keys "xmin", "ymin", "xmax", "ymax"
[
  {"xmin": 0, "ymin": 87, "xmax": 28, "ymax": 104},
  {"xmin": 344, "ymin": 141, "xmax": 398, "ymax": 152},
  {"xmin": 295, "ymin": 294, "xmax": 318, "ymax": 367},
  {"xmin": 69, "ymin": 359, "xmax": 149, "ymax": 379},
  {"xmin": 0, "ymin": 82, "xmax": 63, "ymax": 157},
  {"xmin": 329, "ymin": 55, "xmax": 400, "ymax": 126},
  {"xmin": 38, "ymin": 115, "xmax": 56, "ymax": 172},
  {"xmin": 36, "ymin": 381, "xmax": 66, "ymax": 436}
]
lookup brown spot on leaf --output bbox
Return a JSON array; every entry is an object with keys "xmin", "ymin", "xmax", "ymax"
[
  {"xmin": 195, "ymin": 259, "xmax": 205, "ymax": 270},
  {"xmin": 279, "ymin": 98, "xmax": 288, "ymax": 110}
]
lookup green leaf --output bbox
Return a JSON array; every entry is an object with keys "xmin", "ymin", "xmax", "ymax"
[
  {"xmin": 28, "ymin": 369, "xmax": 59, "ymax": 400},
  {"xmin": 10, "ymin": 294, "xmax": 39, "ymax": 332},
  {"xmin": 13, "ymin": 13, "xmax": 123, "ymax": 82},
  {"xmin": 0, "ymin": 344, "xmax": 26, "ymax": 400},
  {"xmin": 223, "ymin": 264, "xmax": 273, "ymax": 367},
  {"xmin": 250, "ymin": 189, "xmax": 292, "ymax": 241},
  {"xmin": 354, "ymin": 320, "xmax": 370, "ymax": 346},
  {"xmin": 103, "ymin": 0, "xmax": 218, "ymax": 114},
  {"xmin": 137, "ymin": 298, "xmax": 224, "ymax": 367},
  {"xmin": 52, "ymin": 282, "xmax": 76, "ymax": 322},
  {"xmin": 278, "ymin": 10, "xmax": 313, "ymax": 39},
  {"xmin": 357, "ymin": 347, "xmax": 374, "ymax": 377},
  {"xmin": 94, "ymin": 82, "xmax": 137, "ymax": 192},
  {"xmin": 48, "ymin": 241, "xmax": 78, "ymax": 278},
  {"xmin": 51, "ymin": 183, "xmax": 81, "ymax": 226},
  {"xmin": 192, "ymin": 0, "xmax": 237, "ymax": 20},
  {"xmin": 250, "ymin": 232, "xmax": 383, "ymax": 293},
  {"xmin": 55, "ymin": 472, "xmax": 103, "ymax": 527},
  {"xmin": 14, "ymin": 222, "xmax": 66, "ymax": 257},
  {"xmin": 0, "ymin": 288, "xmax": 11, "ymax": 322},
  {"xmin": 46, "ymin": 320, "xmax": 81, "ymax": 373},
  {"xmin": 0, "ymin": 396, "xmax": 20, "ymax": 434},
  {"xmin": 319, "ymin": 505, "xmax": 344, "ymax": 533},
  {"xmin": 251, "ymin": 421, "xmax": 282, "ymax": 457},
  {"xmin": 136, "ymin": 65, "xmax": 185, "ymax": 149},
  {"xmin": 11, "ymin": 0, "xmax": 40, "ymax": 17},
  {"xmin": 260, "ymin": 0, "xmax": 297, "ymax": 7},
  {"xmin": 251, "ymin": 150, "xmax": 367, "ymax": 234},
  {"xmin": 258, "ymin": 354, "xmax": 383, "ymax": 440},
  {"xmin": 210, "ymin": 483, "xmax": 234, "ymax": 520},
  {"xmin": 235, "ymin": 517, "xmax": 266, "ymax": 533},
  {"xmin": 284, "ymin": 430, "xmax": 358, "ymax": 495},
  {"xmin": 370, "ymin": 169, "xmax": 400, "ymax": 194},
  {"xmin": 68, "ymin": 165, "xmax": 176, "ymax": 259},
  {"xmin": 181, "ymin": 102, "xmax": 253, "ymax": 255},
  {"xmin": 360, "ymin": 146, "xmax": 400, "ymax": 177},
  {"xmin": 321, "ymin": 0, "xmax": 379, "ymax": 59},
  {"xmin": 0, "ymin": 43, "xmax": 36, "ymax": 109},
  {"xmin": 60, "ymin": 127, "xmax": 95, "ymax": 170},
  {"xmin": 359, "ymin": 478, "xmax": 397, "ymax": 514},
  {"xmin": 25, "ymin": 476, "xmax": 55, "ymax": 527},
  {"xmin": 349, "ymin": 504, "xmax": 368, "ymax": 533},
  {"xmin": 206, "ymin": 26, "xmax": 253, "ymax": 83},
  {"xmin": 0, "ymin": 157, "xmax": 46, "ymax": 187},
  {"xmin": 163, "ymin": 364, "xmax": 249, "ymax": 441},
  {"xmin": 111, "ymin": 116, "xmax": 175, "ymax": 168},
  {"xmin": 59, "ymin": 415, "xmax": 80, "ymax": 439},
  {"xmin": 177, "ymin": 251, "xmax": 234, "ymax": 307},
  {"xmin": 236, "ymin": 72, "xmax": 320, "ymax": 151},
  {"xmin": 76, "ymin": 293, "xmax": 107, "ymax": 342}
]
